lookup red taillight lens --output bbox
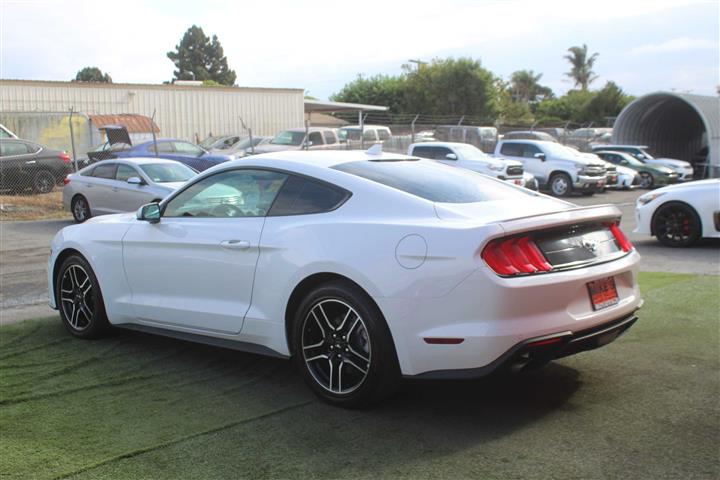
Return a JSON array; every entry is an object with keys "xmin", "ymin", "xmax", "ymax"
[
  {"xmin": 59, "ymin": 153, "xmax": 71, "ymax": 163},
  {"xmin": 610, "ymin": 223, "xmax": 633, "ymax": 252},
  {"xmin": 482, "ymin": 235, "xmax": 552, "ymax": 276},
  {"xmin": 63, "ymin": 176, "xmax": 70, "ymax": 185}
]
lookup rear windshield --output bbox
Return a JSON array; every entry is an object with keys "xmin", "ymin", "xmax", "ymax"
[{"xmin": 333, "ymin": 159, "xmax": 536, "ymax": 204}]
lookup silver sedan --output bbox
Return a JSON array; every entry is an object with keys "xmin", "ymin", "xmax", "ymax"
[{"xmin": 63, "ymin": 158, "xmax": 196, "ymax": 223}]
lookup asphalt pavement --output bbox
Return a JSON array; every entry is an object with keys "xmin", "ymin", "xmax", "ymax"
[{"xmin": 1, "ymin": 189, "xmax": 718, "ymax": 325}]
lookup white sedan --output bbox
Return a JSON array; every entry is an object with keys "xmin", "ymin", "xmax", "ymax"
[
  {"xmin": 635, "ymin": 179, "xmax": 720, "ymax": 247},
  {"xmin": 48, "ymin": 150, "xmax": 643, "ymax": 407}
]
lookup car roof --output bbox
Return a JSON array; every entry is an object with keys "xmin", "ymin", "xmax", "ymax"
[
  {"xmin": 409, "ymin": 141, "xmax": 477, "ymax": 148},
  {"xmin": 499, "ymin": 139, "xmax": 557, "ymax": 145},
  {"xmin": 94, "ymin": 157, "xmax": 184, "ymax": 166},
  {"xmin": 283, "ymin": 127, "xmax": 335, "ymax": 133},
  {"xmin": 340, "ymin": 125, "xmax": 391, "ymax": 130},
  {"xmin": 592, "ymin": 144, "xmax": 649, "ymax": 149}
]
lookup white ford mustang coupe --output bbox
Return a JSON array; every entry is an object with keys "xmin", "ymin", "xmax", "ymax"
[{"xmin": 48, "ymin": 149, "xmax": 643, "ymax": 407}]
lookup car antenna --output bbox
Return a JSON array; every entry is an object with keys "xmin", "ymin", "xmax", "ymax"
[{"xmin": 366, "ymin": 143, "xmax": 382, "ymax": 155}]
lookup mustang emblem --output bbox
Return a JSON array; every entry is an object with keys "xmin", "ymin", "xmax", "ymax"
[{"xmin": 581, "ymin": 239, "xmax": 598, "ymax": 253}]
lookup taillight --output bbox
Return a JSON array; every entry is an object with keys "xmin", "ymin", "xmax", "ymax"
[
  {"xmin": 610, "ymin": 223, "xmax": 633, "ymax": 252},
  {"xmin": 59, "ymin": 153, "xmax": 71, "ymax": 163},
  {"xmin": 63, "ymin": 176, "xmax": 70, "ymax": 185},
  {"xmin": 482, "ymin": 235, "xmax": 552, "ymax": 276}
]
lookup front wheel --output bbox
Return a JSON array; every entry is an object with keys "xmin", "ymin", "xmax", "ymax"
[
  {"xmin": 639, "ymin": 172, "xmax": 654, "ymax": 189},
  {"xmin": 549, "ymin": 173, "xmax": 572, "ymax": 197},
  {"xmin": 56, "ymin": 255, "xmax": 111, "ymax": 338},
  {"xmin": 292, "ymin": 282, "xmax": 400, "ymax": 408},
  {"xmin": 652, "ymin": 202, "xmax": 702, "ymax": 247}
]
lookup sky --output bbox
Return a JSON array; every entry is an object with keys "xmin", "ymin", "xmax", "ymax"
[{"xmin": 0, "ymin": 0, "xmax": 718, "ymax": 100}]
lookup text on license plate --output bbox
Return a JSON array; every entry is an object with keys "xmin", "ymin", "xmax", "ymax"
[{"xmin": 587, "ymin": 277, "xmax": 619, "ymax": 311}]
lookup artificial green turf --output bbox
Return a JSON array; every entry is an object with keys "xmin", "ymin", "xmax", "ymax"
[{"xmin": 1, "ymin": 272, "xmax": 718, "ymax": 479}]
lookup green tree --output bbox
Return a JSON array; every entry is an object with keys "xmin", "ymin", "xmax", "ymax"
[
  {"xmin": 167, "ymin": 25, "xmax": 236, "ymax": 86},
  {"xmin": 403, "ymin": 57, "xmax": 498, "ymax": 118},
  {"xmin": 74, "ymin": 67, "xmax": 112, "ymax": 83},
  {"xmin": 584, "ymin": 81, "xmax": 633, "ymax": 124},
  {"xmin": 564, "ymin": 44, "xmax": 599, "ymax": 91},
  {"xmin": 509, "ymin": 70, "xmax": 552, "ymax": 106},
  {"xmin": 330, "ymin": 74, "xmax": 408, "ymax": 112},
  {"xmin": 496, "ymin": 79, "xmax": 535, "ymax": 125}
]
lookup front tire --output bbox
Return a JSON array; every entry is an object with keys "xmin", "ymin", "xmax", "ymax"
[
  {"xmin": 549, "ymin": 173, "xmax": 572, "ymax": 197},
  {"xmin": 292, "ymin": 282, "xmax": 400, "ymax": 408},
  {"xmin": 55, "ymin": 255, "xmax": 111, "ymax": 338},
  {"xmin": 652, "ymin": 202, "xmax": 702, "ymax": 247},
  {"xmin": 71, "ymin": 195, "xmax": 91, "ymax": 223}
]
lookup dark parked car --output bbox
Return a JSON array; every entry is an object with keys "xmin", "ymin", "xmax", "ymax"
[
  {"xmin": 87, "ymin": 125, "xmax": 235, "ymax": 172},
  {"xmin": 0, "ymin": 139, "xmax": 72, "ymax": 193}
]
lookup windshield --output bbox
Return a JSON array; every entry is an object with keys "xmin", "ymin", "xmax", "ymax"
[
  {"xmin": 140, "ymin": 163, "xmax": 196, "ymax": 183},
  {"xmin": 453, "ymin": 144, "xmax": 489, "ymax": 159},
  {"xmin": 638, "ymin": 148, "xmax": 655, "ymax": 160},
  {"xmin": 271, "ymin": 131, "xmax": 305, "ymax": 146},
  {"xmin": 333, "ymin": 159, "xmax": 536, "ymax": 204},
  {"xmin": 199, "ymin": 136, "xmax": 223, "ymax": 149}
]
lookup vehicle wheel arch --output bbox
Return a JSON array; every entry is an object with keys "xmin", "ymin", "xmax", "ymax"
[
  {"xmin": 650, "ymin": 200, "xmax": 702, "ymax": 237},
  {"xmin": 51, "ymin": 248, "xmax": 86, "ymax": 302},
  {"xmin": 284, "ymin": 272, "xmax": 395, "ymax": 358}
]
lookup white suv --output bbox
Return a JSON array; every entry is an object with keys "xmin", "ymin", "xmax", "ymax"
[{"xmin": 495, "ymin": 140, "xmax": 607, "ymax": 196}]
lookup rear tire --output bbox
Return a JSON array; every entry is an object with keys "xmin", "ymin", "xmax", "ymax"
[
  {"xmin": 549, "ymin": 173, "xmax": 572, "ymax": 197},
  {"xmin": 292, "ymin": 281, "xmax": 400, "ymax": 408},
  {"xmin": 639, "ymin": 172, "xmax": 654, "ymax": 189},
  {"xmin": 71, "ymin": 195, "xmax": 91, "ymax": 223},
  {"xmin": 32, "ymin": 169, "xmax": 55, "ymax": 194},
  {"xmin": 652, "ymin": 202, "xmax": 702, "ymax": 247},
  {"xmin": 55, "ymin": 254, "xmax": 111, "ymax": 339}
]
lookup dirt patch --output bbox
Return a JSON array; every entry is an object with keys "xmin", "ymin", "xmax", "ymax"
[{"xmin": 0, "ymin": 190, "xmax": 70, "ymax": 221}]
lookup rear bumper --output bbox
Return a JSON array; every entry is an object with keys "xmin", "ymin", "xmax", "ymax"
[{"xmin": 408, "ymin": 310, "xmax": 640, "ymax": 380}]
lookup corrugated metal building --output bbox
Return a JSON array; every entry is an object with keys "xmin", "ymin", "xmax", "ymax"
[
  {"xmin": 0, "ymin": 79, "xmax": 305, "ymax": 141},
  {"xmin": 613, "ymin": 92, "xmax": 719, "ymax": 178}
]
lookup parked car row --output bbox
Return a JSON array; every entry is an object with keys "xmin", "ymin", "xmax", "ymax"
[{"xmin": 0, "ymin": 138, "xmax": 73, "ymax": 193}]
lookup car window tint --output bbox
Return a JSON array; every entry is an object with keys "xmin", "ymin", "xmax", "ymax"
[
  {"xmin": 323, "ymin": 131, "xmax": 337, "ymax": 145},
  {"xmin": 164, "ymin": 169, "xmax": 287, "ymax": 218},
  {"xmin": 173, "ymin": 142, "xmax": 203, "ymax": 155},
  {"xmin": 91, "ymin": 163, "xmax": 117, "ymax": 179},
  {"xmin": 500, "ymin": 143, "xmax": 523, "ymax": 156},
  {"xmin": 363, "ymin": 130, "xmax": 376, "ymax": 141},
  {"xmin": 149, "ymin": 142, "xmax": 174, "ymax": 153},
  {"xmin": 308, "ymin": 132, "xmax": 323, "ymax": 146},
  {"xmin": 116, "ymin": 164, "xmax": 138, "ymax": 181},
  {"xmin": 522, "ymin": 144, "xmax": 542, "ymax": 158},
  {"xmin": 25, "ymin": 143, "xmax": 42, "ymax": 154},
  {"xmin": 269, "ymin": 175, "xmax": 349, "ymax": 216},
  {"xmin": 378, "ymin": 129, "xmax": 391, "ymax": 141},
  {"xmin": 334, "ymin": 159, "xmax": 537, "ymax": 204},
  {"xmin": 435, "ymin": 147, "xmax": 454, "ymax": 159},
  {"xmin": 0, "ymin": 141, "xmax": 29, "ymax": 156}
]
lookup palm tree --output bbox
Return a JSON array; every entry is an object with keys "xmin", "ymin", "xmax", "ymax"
[
  {"xmin": 564, "ymin": 44, "xmax": 599, "ymax": 90},
  {"xmin": 510, "ymin": 70, "xmax": 552, "ymax": 104}
]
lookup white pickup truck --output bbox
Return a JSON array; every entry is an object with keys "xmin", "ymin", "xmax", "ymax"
[
  {"xmin": 407, "ymin": 142, "xmax": 537, "ymax": 190},
  {"xmin": 494, "ymin": 139, "xmax": 607, "ymax": 196}
]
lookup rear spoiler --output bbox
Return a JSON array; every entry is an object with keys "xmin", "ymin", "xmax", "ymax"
[{"xmin": 495, "ymin": 204, "xmax": 623, "ymax": 237}]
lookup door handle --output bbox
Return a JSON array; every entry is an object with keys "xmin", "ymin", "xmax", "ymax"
[{"xmin": 220, "ymin": 239, "xmax": 251, "ymax": 250}]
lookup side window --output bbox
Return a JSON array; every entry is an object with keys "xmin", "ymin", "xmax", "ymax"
[
  {"xmin": 378, "ymin": 129, "xmax": 391, "ymax": 141},
  {"xmin": 363, "ymin": 129, "xmax": 376, "ymax": 141},
  {"xmin": 411, "ymin": 146, "xmax": 434, "ymax": 159},
  {"xmin": 435, "ymin": 147, "xmax": 454, "ymax": 160},
  {"xmin": 116, "ymin": 164, "xmax": 138, "ymax": 181},
  {"xmin": 92, "ymin": 163, "xmax": 117, "ymax": 179},
  {"xmin": 500, "ymin": 143, "xmax": 523, "ymax": 157},
  {"xmin": 149, "ymin": 142, "xmax": 174, "ymax": 154},
  {"xmin": 0, "ymin": 141, "xmax": 29, "ymax": 156},
  {"xmin": 323, "ymin": 131, "xmax": 337, "ymax": 145},
  {"xmin": 522, "ymin": 144, "xmax": 542, "ymax": 158},
  {"xmin": 164, "ymin": 169, "xmax": 287, "ymax": 218},
  {"xmin": 308, "ymin": 132, "xmax": 323, "ymax": 146},
  {"xmin": 25, "ymin": 143, "xmax": 42, "ymax": 154},
  {"xmin": 269, "ymin": 175, "xmax": 350, "ymax": 216}
]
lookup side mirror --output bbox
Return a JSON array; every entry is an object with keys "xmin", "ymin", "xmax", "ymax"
[
  {"xmin": 445, "ymin": 153, "xmax": 458, "ymax": 160},
  {"xmin": 534, "ymin": 152, "xmax": 546, "ymax": 161},
  {"xmin": 137, "ymin": 203, "xmax": 161, "ymax": 223},
  {"xmin": 306, "ymin": 141, "xmax": 314, "ymax": 147},
  {"xmin": 635, "ymin": 154, "xmax": 646, "ymax": 160},
  {"xmin": 127, "ymin": 176, "xmax": 144, "ymax": 185}
]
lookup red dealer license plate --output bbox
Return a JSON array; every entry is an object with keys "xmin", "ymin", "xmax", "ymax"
[{"xmin": 587, "ymin": 277, "xmax": 619, "ymax": 311}]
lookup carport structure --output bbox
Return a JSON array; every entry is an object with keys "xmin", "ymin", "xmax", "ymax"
[
  {"xmin": 304, "ymin": 100, "xmax": 388, "ymax": 149},
  {"xmin": 612, "ymin": 92, "xmax": 719, "ymax": 178}
]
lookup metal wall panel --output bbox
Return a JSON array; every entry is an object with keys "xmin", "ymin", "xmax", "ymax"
[{"xmin": 0, "ymin": 80, "xmax": 304, "ymax": 141}]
